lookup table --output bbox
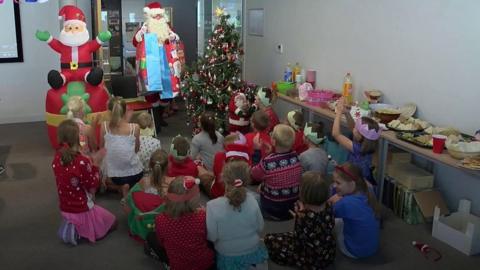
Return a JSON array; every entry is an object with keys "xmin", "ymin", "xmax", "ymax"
[{"xmin": 277, "ymin": 94, "xmax": 480, "ymax": 201}]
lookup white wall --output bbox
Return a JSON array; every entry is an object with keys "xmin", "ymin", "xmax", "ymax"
[
  {"xmin": 244, "ymin": 0, "xmax": 480, "ymax": 135},
  {"xmin": 244, "ymin": 0, "xmax": 480, "ymax": 214},
  {"xmin": 0, "ymin": 1, "xmax": 92, "ymax": 124}
]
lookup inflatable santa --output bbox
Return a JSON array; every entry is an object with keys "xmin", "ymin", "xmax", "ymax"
[
  {"xmin": 36, "ymin": 5, "xmax": 111, "ymax": 89},
  {"xmin": 37, "ymin": 5, "xmax": 110, "ymax": 148},
  {"xmin": 132, "ymin": 1, "xmax": 185, "ymax": 131}
]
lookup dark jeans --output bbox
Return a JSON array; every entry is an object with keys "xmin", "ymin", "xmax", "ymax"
[{"xmin": 111, "ymin": 172, "xmax": 143, "ymax": 187}]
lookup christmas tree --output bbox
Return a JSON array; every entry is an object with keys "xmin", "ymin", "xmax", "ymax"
[{"xmin": 181, "ymin": 8, "xmax": 255, "ymax": 134}]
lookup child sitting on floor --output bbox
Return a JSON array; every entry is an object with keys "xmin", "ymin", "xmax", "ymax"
[
  {"xmin": 299, "ymin": 122, "xmax": 328, "ymax": 175},
  {"xmin": 167, "ymin": 135, "xmax": 200, "ymax": 179},
  {"xmin": 255, "ymin": 87, "xmax": 279, "ymax": 133},
  {"xmin": 207, "ymin": 160, "xmax": 268, "ymax": 270},
  {"xmin": 145, "ymin": 177, "xmax": 215, "ymax": 270},
  {"xmin": 136, "ymin": 112, "xmax": 162, "ymax": 173},
  {"xmin": 251, "ymin": 124, "xmax": 303, "ymax": 220},
  {"xmin": 206, "ymin": 132, "xmax": 250, "ymax": 199},
  {"xmin": 53, "ymin": 119, "xmax": 116, "ymax": 245},
  {"xmin": 287, "ymin": 110, "xmax": 309, "ymax": 154},
  {"xmin": 100, "ymin": 97, "xmax": 143, "ymax": 200},
  {"xmin": 126, "ymin": 149, "xmax": 168, "ymax": 240},
  {"xmin": 66, "ymin": 96, "xmax": 97, "ymax": 154},
  {"xmin": 245, "ymin": 110, "xmax": 272, "ymax": 165},
  {"xmin": 330, "ymin": 162, "xmax": 380, "ymax": 259},
  {"xmin": 332, "ymin": 97, "xmax": 381, "ymax": 185},
  {"xmin": 265, "ymin": 171, "xmax": 335, "ymax": 268},
  {"xmin": 191, "ymin": 111, "xmax": 224, "ymax": 171}
]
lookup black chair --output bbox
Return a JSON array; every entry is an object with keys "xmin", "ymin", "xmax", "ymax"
[{"xmin": 110, "ymin": 76, "xmax": 157, "ymax": 136}]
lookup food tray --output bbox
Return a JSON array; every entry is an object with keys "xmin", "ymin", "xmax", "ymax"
[
  {"xmin": 388, "ymin": 125, "xmax": 425, "ymax": 133},
  {"xmin": 396, "ymin": 132, "xmax": 433, "ymax": 149}
]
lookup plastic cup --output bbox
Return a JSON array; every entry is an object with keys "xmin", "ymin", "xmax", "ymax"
[{"xmin": 432, "ymin": 134, "xmax": 447, "ymax": 154}]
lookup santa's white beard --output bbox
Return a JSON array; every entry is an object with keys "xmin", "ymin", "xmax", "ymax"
[
  {"xmin": 59, "ymin": 29, "xmax": 90, "ymax": 47},
  {"xmin": 147, "ymin": 18, "xmax": 171, "ymax": 44}
]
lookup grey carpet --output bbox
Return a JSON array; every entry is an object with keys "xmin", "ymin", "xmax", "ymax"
[{"xmin": 0, "ymin": 110, "xmax": 478, "ymax": 270}]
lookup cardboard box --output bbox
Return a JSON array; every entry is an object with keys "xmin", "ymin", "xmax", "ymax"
[
  {"xmin": 388, "ymin": 162, "xmax": 434, "ymax": 190},
  {"xmin": 433, "ymin": 200, "xmax": 480, "ymax": 256}
]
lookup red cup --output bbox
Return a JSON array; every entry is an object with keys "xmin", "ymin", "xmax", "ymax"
[{"xmin": 432, "ymin": 134, "xmax": 447, "ymax": 154}]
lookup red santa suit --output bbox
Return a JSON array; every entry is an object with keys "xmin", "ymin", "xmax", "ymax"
[
  {"xmin": 47, "ymin": 37, "xmax": 102, "ymax": 83},
  {"xmin": 228, "ymin": 93, "xmax": 252, "ymax": 134}
]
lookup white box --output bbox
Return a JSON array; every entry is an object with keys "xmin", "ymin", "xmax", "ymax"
[{"xmin": 432, "ymin": 200, "xmax": 480, "ymax": 256}]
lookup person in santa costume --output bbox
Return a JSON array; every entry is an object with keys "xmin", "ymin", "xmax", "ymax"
[
  {"xmin": 228, "ymin": 92, "xmax": 253, "ymax": 134},
  {"xmin": 133, "ymin": 2, "xmax": 183, "ymax": 132},
  {"xmin": 36, "ymin": 5, "xmax": 111, "ymax": 90}
]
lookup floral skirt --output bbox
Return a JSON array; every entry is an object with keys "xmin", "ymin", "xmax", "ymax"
[{"xmin": 216, "ymin": 245, "xmax": 269, "ymax": 270}]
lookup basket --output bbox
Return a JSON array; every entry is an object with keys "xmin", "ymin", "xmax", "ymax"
[
  {"xmin": 276, "ymin": 81, "xmax": 296, "ymax": 95},
  {"xmin": 447, "ymin": 149, "xmax": 480, "ymax": 160},
  {"xmin": 306, "ymin": 89, "xmax": 339, "ymax": 106}
]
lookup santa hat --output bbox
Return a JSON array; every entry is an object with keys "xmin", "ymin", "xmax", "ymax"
[
  {"xmin": 144, "ymin": 2, "xmax": 165, "ymax": 15},
  {"xmin": 225, "ymin": 143, "xmax": 249, "ymax": 162},
  {"xmin": 59, "ymin": 5, "xmax": 86, "ymax": 27}
]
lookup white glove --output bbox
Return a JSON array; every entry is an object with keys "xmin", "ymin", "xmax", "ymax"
[
  {"xmin": 135, "ymin": 24, "xmax": 147, "ymax": 42},
  {"xmin": 168, "ymin": 32, "xmax": 180, "ymax": 42}
]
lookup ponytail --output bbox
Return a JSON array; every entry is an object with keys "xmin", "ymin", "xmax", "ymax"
[
  {"xmin": 225, "ymin": 184, "xmax": 247, "ymax": 210},
  {"xmin": 200, "ymin": 111, "xmax": 218, "ymax": 144},
  {"xmin": 57, "ymin": 119, "xmax": 80, "ymax": 166},
  {"xmin": 149, "ymin": 149, "xmax": 169, "ymax": 191},
  {"xmin": 221, "ymin": 160, "xmax": 250, "ymax": 211},
  {"xmin": 108, "ymin": 97, "xmax": 126, "ymax": 130}
]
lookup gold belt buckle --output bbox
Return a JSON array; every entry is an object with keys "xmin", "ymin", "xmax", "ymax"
[{"xmin": 70, "ymin": 62, "xmax": 78, "ymax": 70}]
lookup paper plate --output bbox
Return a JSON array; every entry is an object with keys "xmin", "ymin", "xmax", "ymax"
[{"xmin": 399, "ymin": 103, "xmax": 417, "ymax": 118}]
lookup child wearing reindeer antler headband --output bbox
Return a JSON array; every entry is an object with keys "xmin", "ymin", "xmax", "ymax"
[
  {"xmin": 332, "ymin": 97, "xmax": 381, "ymax": 185},
  {"xmin": 145, "ymin": 176, "xmax": 215, "ymax": 269}
]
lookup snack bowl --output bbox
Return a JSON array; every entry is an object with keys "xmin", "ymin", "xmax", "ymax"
[
  {"xmin": 447, "ymin": 149, "xmax": 480, "ymax": 160},
  {"xmin": 370, "ymin": 104, "xmax": 401, "ymax": 124}
]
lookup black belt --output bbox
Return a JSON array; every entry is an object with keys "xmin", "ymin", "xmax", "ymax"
[{"xmin": 61, "ymin": 62, "xmax": 93, "ymax": 70}]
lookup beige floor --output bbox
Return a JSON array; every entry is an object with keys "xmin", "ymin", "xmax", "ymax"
[{"xmin": 0, "ymin": 110, "xmax": 479, "ymax": 269}]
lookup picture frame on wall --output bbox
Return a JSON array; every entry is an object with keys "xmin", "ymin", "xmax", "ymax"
[
  {"xmin": 247, "ymin": 8, "xmax": 264, "ymax": 37},
  {"xmin": 0, "ymin": 1, "xmax": 23, "ymax": 63},
  {"xmin": 164, "ymin": 7, "xmax": 173, "ymax": 26}
]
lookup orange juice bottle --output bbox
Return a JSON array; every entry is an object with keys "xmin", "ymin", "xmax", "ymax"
[{"xmin": 342, "ymin": 72, "xmax": 353, "ymax": 105}]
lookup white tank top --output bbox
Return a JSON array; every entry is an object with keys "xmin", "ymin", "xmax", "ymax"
[{"xmin": 104, "ymin": 122, "xmax": 143, "ymax": 177}]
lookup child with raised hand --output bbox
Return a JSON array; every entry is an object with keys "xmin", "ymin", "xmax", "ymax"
[
  {"xmin": 299, "ymin": 122, "xmax": 329, "ymax": 175},
  {"xmin": 286, "ymin": 110, "xmax": 308, "ymax": 154},
  {"xmin": 100, "ymin": 97, "xmax": 143, "ymax": 200},
  {"xmin": 66, "ymin": 96, "xmax": 97, "ymax": 154},
  {"xmin": 191, "ymin": 111, "xmax": 224, "ymax": 171},
  {"xmin": 255, "ymin": 87, "xmax": 279, "ymax": 133},
  {"xmin": 332, "ymin": 97, "xmax": 381, "ymax": 185},
  {"xmin": 245, "ymin": 110, "xmax": 272, "ymax": 165},
  {"xmin": 330, "ymin": 162, "xmax": 380, "ymax": 258},
  {"xmin": 53, "ymin": 119, "xmax": 116, "ymax": 245},
  {"xmin": 145, "ymin": 176, "xmax": 215, "ymax": 270},
  {"xmin": 265, "ymin": 171, "xmax": 335, "ymax": 269},
  {"xmin": 136, "ymin": 112, "xmax": 162, "ymax": 173},
  {"xmin": 252, "ymin": 124, "xmax": 303, "ymax": 221},
  {"xmin": 126, "ymin": 149, "xmax": 168, "ymax": 240},
  {"xmin": 207, "ymin": 160, "xmax": 268, "ymax": 270}
]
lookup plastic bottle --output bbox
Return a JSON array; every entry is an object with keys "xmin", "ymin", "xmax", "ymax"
[
  {"xmin": 284, "ymin": 63, "xmax": 292, "ymax": 82},
  {"xmin": 342, "ymin": 72, "xmax": 353, "ymax": 105},
  {"xmin": 292, "ymin": 62, "xmax": 301, "ymax": 82}
]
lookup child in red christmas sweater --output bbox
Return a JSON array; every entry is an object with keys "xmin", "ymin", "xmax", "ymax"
[
  {"xmin": 145, "ymin": 176, "xmax": 215, "ymax": 270},
  {"xmin": 255, "ymin": 87, "xmax": 279, "ymax": 133},
  {"xmin": 287, "ymin": 110, "xmax": 308, "ymax": 154},
  {"xmin": 245, "ymin": 110, "xmax": 272, "ymax": 166},
  {"xmin": 52, "ymin": 119, "xmax": 116, "ymax": 245},
  {"xmin": 167, "ymin": 136, "xmax": 200, "ymax": 178},
  {"xmin": 202, "ymin": 132, "xmax": 250, "ymax": 199}
]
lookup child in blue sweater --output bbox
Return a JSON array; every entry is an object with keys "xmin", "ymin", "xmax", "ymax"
[
  {"xmin": 330, "ymin": 162, "xmax": 380, "ymax": 258},
  {"xmin": 207, "ymin": 160, "xmax": 268, "ymax": 270}
]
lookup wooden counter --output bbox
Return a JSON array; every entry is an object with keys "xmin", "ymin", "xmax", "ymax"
[{"xmin": 277, "ymin": 94, "xmax": 480, "ymax": 199}]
